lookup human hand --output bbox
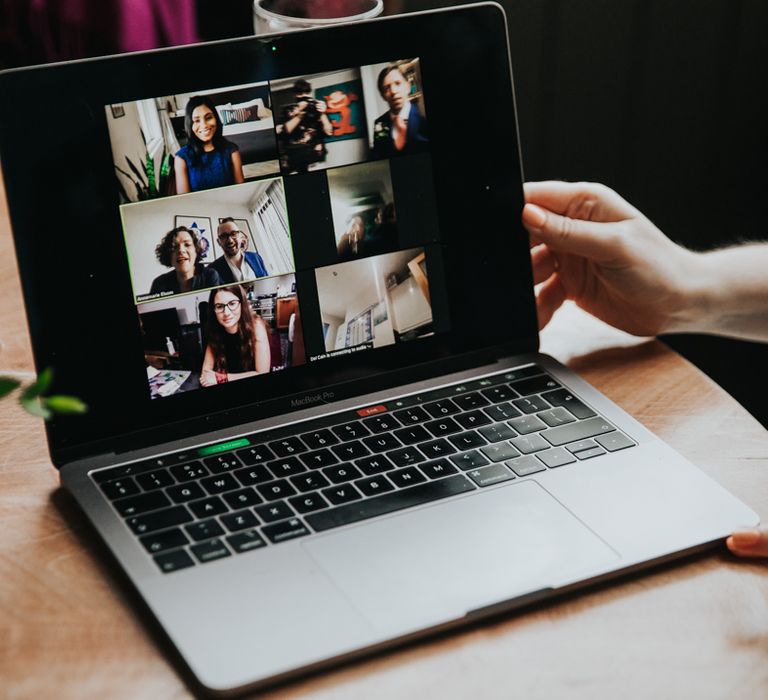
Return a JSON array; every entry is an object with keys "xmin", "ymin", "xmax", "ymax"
[
  {"xmin": 199, "ymin": 369, "xmax": 217, "ymax": 387},
  {"xmin": 522, "ymin": 181, "xmax": 700, "ymax": 335},
  {"xmin": 727, "ymin": 527, "xmax": 768, "ymax": 558}
]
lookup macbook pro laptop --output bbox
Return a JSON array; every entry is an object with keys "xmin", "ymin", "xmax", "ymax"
[{"xmin": 0, "ymin": 3, "xmax": 757, "ymax": 695}]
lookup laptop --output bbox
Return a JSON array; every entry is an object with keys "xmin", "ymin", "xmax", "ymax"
[{"xmin": 0, "ymin": 3, "xmax": 757, "ymax": 694}]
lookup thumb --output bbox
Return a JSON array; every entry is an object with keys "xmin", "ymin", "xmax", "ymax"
[
  {"xmin": 522, "ymin": 203, "xmax": 621, "ymax": 261},
  {"xmin": 727, "ymin": 527, "xmax": 768, "ymax": 558}
]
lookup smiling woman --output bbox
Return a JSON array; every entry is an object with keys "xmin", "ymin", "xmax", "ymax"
[
  {"xmin": 174, "ymin": 95, "xmax": 245, "ymax": 193},
  {"xmin": 149, "ymin": 226, "xmax": 221, "ymax": 295}
]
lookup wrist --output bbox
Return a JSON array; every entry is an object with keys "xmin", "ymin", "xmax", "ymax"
[{"xmin": 663, "ymin": 248, "xmax": 714, "ymax": 334}]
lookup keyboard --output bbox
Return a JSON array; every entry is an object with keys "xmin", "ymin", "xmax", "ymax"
[{"xmin": 91, "ymin": 364, "xmax": 636, "ymax": 573}]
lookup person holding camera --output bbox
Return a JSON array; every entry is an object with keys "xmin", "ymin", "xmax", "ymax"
[{"xmin": 276, "ymin": 78, "xmax": 334, "ymax": 174}]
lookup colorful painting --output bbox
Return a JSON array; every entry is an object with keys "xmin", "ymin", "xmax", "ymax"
[{"xmin": 315, "ymin": 80, "xmax": 367, "ymax": 143}]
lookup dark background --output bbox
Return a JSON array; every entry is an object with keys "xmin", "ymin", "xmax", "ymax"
[{"xmin": 3, "ymin": 0, "xmax": 767, "ymax": 426}]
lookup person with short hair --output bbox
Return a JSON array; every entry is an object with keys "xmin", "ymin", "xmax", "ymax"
[
  {"xmin": 149, "ymin": 226, "xmax": 220, "ymax": 295},
  {"xmin": 209, "ymin": 217, "xmax": 269, "ymax": 283},
  {"xmin": 372, "ymin": 64, "xmax": 428, "ymax": 158}
]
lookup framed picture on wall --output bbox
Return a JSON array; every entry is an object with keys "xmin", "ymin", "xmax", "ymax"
[{"xmin": 174, "ymin": 215, "xmax": 217, "ymax": 262}]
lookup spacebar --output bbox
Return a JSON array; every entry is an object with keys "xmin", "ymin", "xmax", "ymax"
[{"xmin": 305, "ymin": 475, "xmax": 476, "ymax": 532}]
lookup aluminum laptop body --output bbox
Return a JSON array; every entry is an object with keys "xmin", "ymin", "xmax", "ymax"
[{"xmin": 0, "ymin": 4, "xmax": 756, "ymax": 695}]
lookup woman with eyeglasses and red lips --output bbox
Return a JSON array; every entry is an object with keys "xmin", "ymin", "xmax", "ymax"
[
  {"xmin": 200, "ymin": 285, "xmax": 271, "ymax": 387},
  {"xmin": 149, "ymin": 226, "xmax": 221, "ymax": 295},
  {"xmin": 174, "ymin": 96, "xmax": 245, "ymax": 194}
]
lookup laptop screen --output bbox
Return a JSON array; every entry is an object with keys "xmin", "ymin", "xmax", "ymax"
[{"xmin": 0, "ymin": 5, "xmax": 537, "ymax": 458}]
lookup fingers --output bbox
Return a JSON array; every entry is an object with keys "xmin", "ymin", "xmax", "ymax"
[
  {"xmin": 535, "ymin": 273, "xmax": 567, "ymax": 330},
  {"xmin": 727, "ymin": 527, "xmax": 768, "ymax": 558},
  {"xmin": 522, "ymin": 202, "xmax": 622, "ymax": 261},
  {"xmin": 531, "ymin": 244, "xmax": 557, "ymax": 285},
  {"xmin": 524, "ymin": 180, "xmax": 639, "ymax": 221}
]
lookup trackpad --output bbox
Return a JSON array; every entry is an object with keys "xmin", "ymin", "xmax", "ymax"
[{"xmin": 303, "ymin": 480, "xmax": 618, "ymax": 632}]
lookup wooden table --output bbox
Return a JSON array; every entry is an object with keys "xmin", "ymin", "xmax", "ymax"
[{"xmin": 1, "ymin": 168, "xmax": 767, "ymax": 699}]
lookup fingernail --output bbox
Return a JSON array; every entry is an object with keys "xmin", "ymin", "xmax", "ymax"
[
  {"xmin": 730, "ymin": 529, "xmax": 761, "ymax": 545},
  {"xmin": 523, "ymin": 203, "xmax": 547, "ymax": 229}
]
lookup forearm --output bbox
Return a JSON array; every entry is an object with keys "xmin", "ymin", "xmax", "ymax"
[{"xmin": 679, "ymin": 243, "xmax": 768, "ymax": 342}]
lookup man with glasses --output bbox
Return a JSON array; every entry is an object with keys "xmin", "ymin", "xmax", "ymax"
[{"xmin": 209, "ymin": 217, "xmax": 269, "ymax": 284}]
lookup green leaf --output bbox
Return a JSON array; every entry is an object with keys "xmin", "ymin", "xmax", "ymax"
[
  {"xmin": 44, "ymin": 395, "xmax": 88, "ymax": 415},
  {"xmin": 0, "ymin": 377, "xmax": 21, "ymax": 399},
  {"xmin": 21, "ymin": 367, "xmax": 53, "ymax": 401},
  {"xmin": 20, "ymin": 396, "xmax": 52, "ymax": 420}
]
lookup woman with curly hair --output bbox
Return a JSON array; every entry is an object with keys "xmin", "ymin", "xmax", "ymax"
[
  {"xmin": 149, "ymin": 226, "xmax": 220, "ymax": 295},
  {"xmin": 200, "ymin": 285, "xmax": 271, "ymax": 386},
  {"xmin": 174, "ymin": 95, "xmax": 244, "ymax": 193}
]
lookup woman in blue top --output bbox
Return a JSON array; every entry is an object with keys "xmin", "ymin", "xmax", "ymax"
[{"xmin": 174, "ymin": 96, "xmax": 245, "ymax": 193}]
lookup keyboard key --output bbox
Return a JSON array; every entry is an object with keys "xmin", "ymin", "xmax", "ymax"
[
  {"xmin": 363, "ymin": 434, "xmax": 402, "ymax": 453},
  {"xmin": 389, "ymin": 466, "xmax": 428, "ymax": 488},
  {"xmin": 538, "ymin": 407, "xmax": 576, "ymax": 427},
  {"xmin": 200, "ymin": 473, "xmax": 240, "ymax": 495},
  {"xmin": 356, "ymin": 475, "xmax": 395, "ymax": 497},
  {"xmin": 223, "ymin": 487, "xmax": 263, "ymax": 509},
  {"xmin": 363, "ymin": 413, "xmax": 402, "ymax": 433},
  {"xmin": 387, "ymin": 447, "xmax": 425, "ymax": 467},
  {"xmin": 355, "ymin": 454, "xmax": 395, "ymax": 475},
  {"xmin": 565, "ymin": 439, "xmax": 599, "ymax": 454},
  {"xmin": 190, "ymin": 538, "xmax": 231, "ymax": 563},
  {"xmin": 300, "ymin": 429, "xmax": 339, "ymax": 449},
  {"xmin": 101, "ymin": 477, "xmax": 140, "ymax": 500},
  {"xmin": 266, "ymin": 456, "xmax": 306, "ymax": 478},
  {"xmin": 262, "ymin": 517, "xmax": 310, "ymax": 543},
  {"xmin": 322, "ymin": 484, "xmax": 363, "ymax": 505},
  {"xmin": 423, "ymin": 399, "xmax": 461, "ymax": 418},
  {"xmin": 453, "ymin": 392, "xmax": 491, "ymax": 410},
  {"xmin": 394, "ymin": 425, "xmax": 432, "ymax": 444},
  {"xmin": 484, "ymin": 402, "xmax": 522, "ymax": 421},
  {"xmin": 189, "ymin": 496, "xmax": 228, "ymax": 518},
  {"xmin": 154, "ymin": 549, "xmax": 195, "ymax": 573},
  {"xmin": 419, "ymin": 458, "xmax": 458, "ymax": 479},
  {"xmin": 127, "ymin": 505, "xmax": 193, "ymax": 535},
  {"xmin": 289, "ymin": 492, "xmax": 329, "ymax": 514},
  {"xmin": 203, "ymin": 454, "xmax": 242, "ymax": 474},
  {"xmin": 170, "ymin": 461, "xmax": 208, "ymax": 482},
  {"xmin": 394, "ymin": 406, "xmax": 431, "ymax": 424},
  {"xmin": 236, "ymin": 444, "xmax": 275, "ymax": 465},
  {"xmin": 541, "ymin": 417, "xmax": 616, "ymax": 446},
  {"xmin": 449, "ymin": 450, "xmax": 490, "ymax": 471},
  {"xmin": 511, "ymin": 375, "xmax": 561, "ymax": 396},
  {"xmin": 513, "ymin": 395, "xmax": 550, "ymax": 414},
  {"xmin": 113, "ymin": 490, "xmax": 170, "ymax": 517},
  {"xmin": 298, "ymin": 449, "xmax": 338, "ymax": 470},
  {"xmin": 537, "ymin": 448, "xmax": 577, "ymax": 468},
  {"xmin": 290, "ymin": 472, "xmax": 331, "ymax": 493},
  {"xmin": 479, "ymin": 422, "xmax": 516, "ymax": 443},
  {"xmin": 510, "ymin": 433, "xmax": 550, "ymax": 454},
  {"xmin": 332, "ymin": 441, "xmax": 371, "ymax": 461},
  {"xmin": 480, "ymin": 442, "xmax": 520, "ymax": 462},
  {"xmin": 506, "ymin": 455, "xmax": 546, "ymax": 476},
  {"xmin": 454, "ymin": 410, "xmax": 492, "ymax": 429},
  {"xmin": 140, "ymin": 527, "xmax": 189, "ymax": 553},
  {"xmin": 333, "ymin": 422, "xmax": 371, "ymax": 442},
  {"xmin": 167, "ymin": 483, "xmax": 206, "ymax": 503},
  {"xmin": 481, "ymin": 384, "xmax": 520, "ymax": 403},
  {"xmin": 448, "ymin": 431, "xmax": 487, "ymax": 450},
  {"xmin": 269, "ymin": 437, "xmax": 307, "ymax": 457},
  {"xmin": 185, "ymin": 518, "xmax": 225, "ymax": 542},
  {"xmin": 306, "ymin": 475, "xmax": 476, "ymax": 532},
  {"xmin": 594, "ymin": 432, "xmax": 636, "ymax": 452},
  {"xmin": 257, "ymin": 479, "xmax": 297, "ymax": 502},
  {"xmin": 323, "ymin": 463, "xmax": 363, "ymax": 483},
  {"xmin": 467, "ymin": 464, "xmax": 515, "ymax": 487},
  {"xmin": 221, "ymin": 509, "xmax": 260, "ymax": 532},
  {"xmin": 575, "ymin": 446, "xmax": 606, "ymax": 460},
  {"xmin": 227, "ymin": 529, "xmax": 267, "ymax": 553},
  {"xmin": 255, "ymin": 500, "xmax": 295, "ymax": 523},
  {"xmin": 418, "ymin": 438, "xmax": 457, "ymax": 459},
  {"xmin": 424, "ymin": 417, "xmax": 462, "ymax": 437},
  {"xmin": 136, "ymin": 470, "xmax": 174, "ymax": 491},
  {"xmin": 541, "ymin": 389, "xmax": 596, "ymax": 419},
  {"xmin": 233, "ymin": 465, "xmax": 272, "ymax": 486},
  {"xmin": 508, "ymin": 415, "xmax": 547, "ymax": 435}
]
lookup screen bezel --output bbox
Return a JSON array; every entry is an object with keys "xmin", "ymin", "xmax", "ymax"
[{"xmin": 0, "ymin": 3, "xmax": 538, "ymax": 464}]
